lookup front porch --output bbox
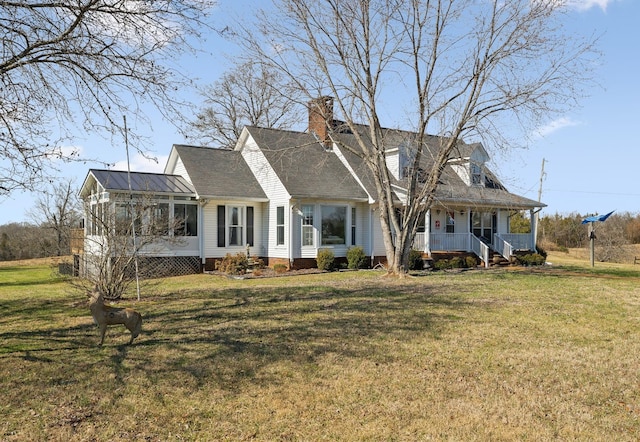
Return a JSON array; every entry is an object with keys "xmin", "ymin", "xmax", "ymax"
[{"xmin": 413, "ymin": 232, "xmax": 536, "ymax": 268}]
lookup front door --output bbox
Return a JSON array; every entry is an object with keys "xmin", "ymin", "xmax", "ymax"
[{"xmin": 471, "ymin": 211, "xmax": 496, "ymax": 244}]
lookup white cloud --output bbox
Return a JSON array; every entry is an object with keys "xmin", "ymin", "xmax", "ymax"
[
  {"xmin": 567, "ymin": 0, "xmax": 616, "ymax": 11},
  {"xmin": 112, "ymin": 152, "xmax": 167, "ymax": 173},
  {"xmin": 531, "ymin": 117, "xmax": 581, "ymax": 139}
]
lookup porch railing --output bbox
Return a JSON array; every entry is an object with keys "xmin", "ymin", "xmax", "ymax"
[
  {"xmin": 494, "ymin": 233, "xmax": 534, "ymax": 258},
  {"xmin": 428, "ymin": 233, "xmax": 471, "ymax": 251},
  {"xmin": 413, "ymin": 232, "xmax": 534, "ymax": 268},
  {"xmin": 470, "ymin": 235, "xmax": 491, "ymax": 268}
]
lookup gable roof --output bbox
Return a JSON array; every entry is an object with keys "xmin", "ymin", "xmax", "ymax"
[
  {"xmin": 81, "ymin": 169, "xmax": 195, "ymax": 197},
  {"xmin": 172, "ymin": 144, "xmax": 268, "ymax": 201},
  {"xmin": 244, "ymin": 126, "xmax": 370, "ymax": 201},
  {"xmin": 330, "ymin": 125, "xmax": 544, "ymax": 209}
]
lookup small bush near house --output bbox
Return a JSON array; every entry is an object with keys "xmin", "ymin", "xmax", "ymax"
[
  {"xmin": 347, "ymin": 246, "xmax": 368, "ymax": 269},
  {"xmin": 465, "ymin": 256, "xmax": 478, "ymax": 268},
  {"xmin": 216, "ymin": 253, "xmax": 249, "ymax": 275},
  {"xmin": 316, "ymin": 249, "xmax": 335, "ymax": 271},
  {"xmin": 434, "ymin": 257, "xmax": 469, "ymax": 270},
  {"xmin": 408, "ymin": 249, "xmax": 424, "ymax": 270},
  {"xmin": 535, "ymin": 245, "xmax": 548, "ymax": 259},
  {"xmin": 273, "ymin": 263, "xmax": 288, "ymax": 274},
  {"xmin": 517, "ymin": 253, "xmax": 546, "ymax": 266}
]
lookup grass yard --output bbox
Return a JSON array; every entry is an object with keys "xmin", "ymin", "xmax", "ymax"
[{"xmin": 1, "ymin": 255, "xmax": 640, "ymax": 441}]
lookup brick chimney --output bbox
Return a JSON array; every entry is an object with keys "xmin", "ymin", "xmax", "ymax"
[{"xmin": 308, "ymin": 96, "xmax": 334, "ymax": 149}]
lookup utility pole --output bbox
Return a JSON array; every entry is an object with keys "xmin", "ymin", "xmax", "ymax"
[{"xmin": 533, "ymin": 158, "xmax": 546, "ymax": 248}]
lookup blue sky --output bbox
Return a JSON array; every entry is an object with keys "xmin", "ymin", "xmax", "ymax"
[{"xmin": 0, "ymin": 0, "xmax": 637, "ymax": 224}]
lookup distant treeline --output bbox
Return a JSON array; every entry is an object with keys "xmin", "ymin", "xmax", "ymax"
[{"xmin": 0, "ymin": 222, "xmax": 73, "ymax": 261}]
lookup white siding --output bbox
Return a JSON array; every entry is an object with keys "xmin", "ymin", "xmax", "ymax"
[
  {"xmin": 451, "ymin": 164, "xmax": 471, "ymax": 186},
  {"xmin": 166, "ymin": 156, "xmax": 191, "ymax": 184},
  {"xmin": 385, "ymin": 149, "xmax": 400, "ymax": 180},
  {"xmin": 497, "ymin": 209, "xmax": 509, "ymax": 234},
  {"xmin": 370, "ymin": 210, "xmax": 388, "ymax": 257},
  {"xmin": 240, "ymin": 135, "xmax": 292, "ymax": 260}
]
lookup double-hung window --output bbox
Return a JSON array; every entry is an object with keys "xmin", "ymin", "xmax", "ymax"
[
  {"xmin": 228, "ymin": 206, "xmax": 243, "ymax": 245},
  {"xmin": 351, "ymin": 207, "xmax": 356, "ymax": 246},
  {"xmin": 276, "ymin": 206, "xmax": 285, "ymax": 246},
  {"xmin": 471, "ymin": 163, "xmax": 482, "ymax": 185},
  {"xmin": 446, "ymin": 212, "xmax": 455, "ymax": 233},
  {"xmin": 301, "ymin": 205, "xmax": 314, "ymax": 246},
  {"xmin": 217, "ymin": 205, "xmax": 254, "ymax": 247}
]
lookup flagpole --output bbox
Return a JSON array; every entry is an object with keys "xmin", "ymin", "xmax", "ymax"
[{"xmin": 124, "ymin": 115, "xmax": 141, "ymax": 301}]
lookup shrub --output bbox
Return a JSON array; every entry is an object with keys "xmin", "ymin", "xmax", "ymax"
[
  {"xmin": 517, "ymin": 253, "xmax": 546, "ymax": 266},
  {"xmin": 316, "ymin": 249, "xmax": 335, "ymax": 271},
  {"xmin": 535, "ymin": 245, "xmax": 548, "ymax": 259},
  {"xmin": 216, "ymin": 253, "xmax": 249, "ymax": 275},
  {"xmin": 434, "ymin": 256, "xmax": 472, "ymax": 270},
  {"xmin": 273, "ymin": 263, "xmax": 288, "ymax": 274},
  {"xmin": 347, "ymin": 246, "xmax": 368, "ymax": 269},
  {"xmin": 408, "ymin": 249, "xmax": 424, "ymax": 270},
  {"xmin": 434, "ymin": 259, "xmax": 451, "ymax": 270},
  {"xmin": 465, "ymin": 256, "xmax": 478, "ymax": 268}
]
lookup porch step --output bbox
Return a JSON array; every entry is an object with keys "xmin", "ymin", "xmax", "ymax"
[{"xmin": 486, "ymin": 251, "xmax": 511, "ymax": 267}]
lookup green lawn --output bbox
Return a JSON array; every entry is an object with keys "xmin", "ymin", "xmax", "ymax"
[{"xmin": 1, "ymin": 257, "xmax": 640, "ymax": 441}]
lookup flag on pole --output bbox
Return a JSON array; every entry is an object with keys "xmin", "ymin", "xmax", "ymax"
[{"xmin": 581, "ymin": 210, "xmax": 615, "ymax": 224}]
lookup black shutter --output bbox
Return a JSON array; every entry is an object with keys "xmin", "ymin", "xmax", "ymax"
[
  {"xmin": 217, "ymin": 205, "xmax": 225, "ymax": 247},
  {"xmin": 246, "ymin": 206, "xmax": 254, "ymax": 246}
]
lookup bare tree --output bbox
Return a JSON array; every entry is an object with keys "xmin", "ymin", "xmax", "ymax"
[
  {"xmin": 0, "ymin": 0, "xmax": 216, "ymax": 194},
  {"xmin": 27, "ymin": 179, "xmax": 82, "ymax": 256},
  {"xmin": 244, "ymin": 0, "xmax": 596, "ymax": 275},
  {"xmin": 189, "ymin": 60, "xmax": 304, "ymax": 148},
  {"xmin": 80, "ymin": 193, "xmax": 190, "ymax": 300}
]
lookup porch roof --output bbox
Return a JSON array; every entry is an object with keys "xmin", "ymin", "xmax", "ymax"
[
  {"xmin": 433, "ymin": 185, "xmax": 545, "ymax": 210},
  {"xmin": 82, "ymin": 169, "xmax": 196, "ymax": 197}
]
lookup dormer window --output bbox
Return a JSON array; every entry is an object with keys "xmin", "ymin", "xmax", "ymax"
[{"xmin": 471, "ymin": 163, "xmax": 482, "ymax": 185}]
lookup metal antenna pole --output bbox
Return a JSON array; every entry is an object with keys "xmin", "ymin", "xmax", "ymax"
[{"xmin": 124, "ymin": 115, "xmax": 141, "ymax": 301}]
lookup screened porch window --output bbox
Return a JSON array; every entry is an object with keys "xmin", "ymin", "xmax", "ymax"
[{"xmin": 174, "ymin": 203, "xmax": 198, "ymax": 236}]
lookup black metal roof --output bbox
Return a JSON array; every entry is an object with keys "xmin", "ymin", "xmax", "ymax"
[{"xmin": 88, "ymin": 169, "xmax": 195, "ymax": 195}]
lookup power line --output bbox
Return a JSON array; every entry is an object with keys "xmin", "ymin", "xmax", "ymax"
[{"xmin": 544, "ymin": 189, "xmax": 640, "ymax": 197}]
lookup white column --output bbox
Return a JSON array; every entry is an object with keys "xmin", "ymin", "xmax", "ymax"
[{"xmin": 425, "ymin": 209, "xmax": 431, "ymax": 254}]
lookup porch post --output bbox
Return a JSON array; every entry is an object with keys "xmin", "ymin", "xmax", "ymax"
[
  {"xmin": 425, "ymin": 209, "xmax": 431, "ymax": 254},
  {"xmin": 530, "ymin": 209, "xmax": 536, "ymax": 251}
]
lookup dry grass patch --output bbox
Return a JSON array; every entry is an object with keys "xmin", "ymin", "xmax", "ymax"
[{"xmin": 1, "ymin": 264, "xmax": 640, "ymax": 440}]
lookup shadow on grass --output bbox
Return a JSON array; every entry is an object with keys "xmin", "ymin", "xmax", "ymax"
[{"xmin": 1, "ymin": 279, "xmax": 470, "ymax": 393}]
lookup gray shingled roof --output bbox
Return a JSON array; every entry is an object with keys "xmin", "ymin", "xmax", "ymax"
[
  {"xmin": 173, "ymin": 145, "xmax": 267, "ymax": 200},
  {"xmin": 244, "ymin": 126, "xmax": 370, "ymax": 201},
  {"xmin": 88, "ymin": 169, "xmax": 195, "ymax": 195},
  {"xmin": 331, "ymin": 125, "xmax": 543, "ymax": 210}
]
